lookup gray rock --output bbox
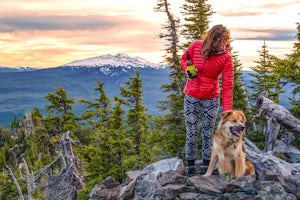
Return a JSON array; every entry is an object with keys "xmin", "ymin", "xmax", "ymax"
[
  {"xmin": 119, "ymin": 157, "xmax": 184, "ymax": 199},
  {"xmin": 90, "ymin": 176, "xmax": 121, "ymax": 200}
]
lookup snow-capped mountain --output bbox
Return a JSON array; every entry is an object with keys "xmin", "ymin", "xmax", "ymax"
[{"xmin": 61, "ymin": 53, "xmax": 165, "ymax": 69}]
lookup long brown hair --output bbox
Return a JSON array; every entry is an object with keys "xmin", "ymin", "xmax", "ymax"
[{"xmin": 201, "ymin": 24, "xmax": 230, "ymax": 59}]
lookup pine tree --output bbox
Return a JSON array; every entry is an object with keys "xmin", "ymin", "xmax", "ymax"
[
  {"xmin": 31, "ymin": 107, "xmax": 44, "ymax": 127},
  {"xmin": 247, "ymin": 42, "xmax": 284, "ymax": 149},
  {"xmin": 45, "ymin": 87, "xmax": 78, "ymax": 134},
  {"xmin": 248, "ymin": 41, "xmax": 283, "ymax": 104},
  {"xmin": 119, "ymin": 70, "xmax": 150, "ymax": 168},
  {"xmin": 181, "ymin": 0, "xmax": 214, "ymax": 45},
  {"xmin": 0, "ymin": 128, "xmax": 13, "ymax": 167},
  {"xmin": 154, "ymin": 0, "xmax": 187, "ymax": 157},
  {"xmin": 230, "ymin": 49, "xmax": 259, "ymax": 136},
  {"xmin": 105, "ymin": 97, "xmax": 132, "ymax": 181},
  {"xmin": 43, "ymin": 87, "xmax": 80, "ymax": 159},
  {"xmin": 79, "ymin": 80, "xmax": 111, "ymax": 126},
  {"xmin": 154, "ymin": 0, "xmax": 214, "ymax": 159},
  {"xmin": 0, "ymin": 128, "xmax": 14, "ymax": 199},
  {"xmin": 274, "ymin": 16, "xmax": 300, "ymax": 117},
  {"xmin": 81, "ymin": 97, "xmax": 132, "ymax": 194},
  {"xmin": 46, "ymin": 87, "xmax": 74, "ymax": 115},
  {"xmin": 76, "ymin": 81, "xmax": 113, "ymax": 190},
  {"xmin": 231, "ymin": 50, "xmax": 249, "ymax": 112}
]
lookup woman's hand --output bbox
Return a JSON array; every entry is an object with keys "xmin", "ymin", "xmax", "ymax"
[{"xmin": 186, "ymin": 65, "xmax": 197, "ymax": 79}]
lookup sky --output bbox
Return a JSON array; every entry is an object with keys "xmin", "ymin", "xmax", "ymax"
[{"xmin": 0, "ymin": 0, "xmax": 299, "ymax": 69}]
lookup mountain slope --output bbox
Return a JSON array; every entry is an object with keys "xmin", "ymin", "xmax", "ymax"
[{"xmin": 0, "ymin": 54, "xmax": 170, "ymax": 125}]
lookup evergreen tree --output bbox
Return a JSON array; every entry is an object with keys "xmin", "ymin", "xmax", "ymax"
[
  {"xmin": 274, "ymin": 16, "xmax": 300, "ymax": 117},
  {"xmin": 289, "ymin": 86, "xmax": 300, "ymax": 118},
  {"xmin": 76, "ymin": 81, "xmax": 113, "ymax": 195},
  {"xmin": 28, "ymin": 107, "xmax": 55, "ymax": 167},
  {"xmin": 247, "ymin": 42, "xmax": 284, "ymax": 149},
  {"xmin": 79, "ymin": 80, "xmax": 111, "ymax": 126},
  {"xmin": 105, "ymin": 97, "xmax": 132, "ymax": 181},
  {"xmin": 80, "ymin": 97, "xmax": 132, "ymax": 199},
  {"xmin": 46, "ymin": 87, "xmax": 74, "ymax": 115},
  {"xmin": 119, "ymin": 70, "xmax": 149, "ymax": 168},
  {"xmin": 45, "ymin": 87, "xmax": 78, "ymax": 134},
  {"xmin": 31, "ymin": 107, "xmax": 44, "ymax": 128},
  {"xmin": 154, "ymin": 0, "xmax": 186, "ymax": 157},
  {"xmin": 0, "ymin": 128, "xmax": 16, "ymax": 199},
  {"xmin": 76, "ymin": 80, "xmax": 111, "ymax": 148},
  {"xmin": 181, "ymin": 0, "xmax": 214, "ymax": 45},
  {"xmin": 230, "ymin": 49, "xmax": 259, "ymax": 136},
  {"xmin": 154, "ymin": 0, "xmax": 214, "ymax": 159},
  {"xmin": 0, "ymin": 128, "xmax": 13, "ymax": 167},
  {"xmin": 231, "ymin": 50, "xmax": 249, "ymax": 112},
  {"xmin": 248, "ymin": 41, "xmax": 283, "ymax": 104},
  {"xmin": 44, "ymin": 87, "xmax": 80, "ymax": 158}
]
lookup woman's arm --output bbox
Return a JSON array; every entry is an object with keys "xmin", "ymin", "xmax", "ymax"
[
  {"xmin": 180, "ymin": 42, "xmax": 196, "ymax": 72},
  {"xmin": 221, "ymin": 55, "xmax": 234, "ymax": 111}
]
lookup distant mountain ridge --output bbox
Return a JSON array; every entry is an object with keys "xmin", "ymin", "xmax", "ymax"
[
  {"xmin": 0, "ymin": 53, "xmax": 295, "ymax": 126},
  {"xmin": 0, "ymin": 66, "xmax": 37, "ymax": 72}
]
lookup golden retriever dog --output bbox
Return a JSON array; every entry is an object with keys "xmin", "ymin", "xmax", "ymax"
[{"xmin": 203, "ymin": 110, "xmax": 255, "ymax": 178}]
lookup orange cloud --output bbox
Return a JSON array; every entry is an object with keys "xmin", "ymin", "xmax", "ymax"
[{"xmin": 0, "ymin": 15, "xmax": 163, "ymax": 68}]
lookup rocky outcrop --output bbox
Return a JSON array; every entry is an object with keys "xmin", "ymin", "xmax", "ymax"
[
  {"xmin": 90, "ymin": 157, "xmax": 300, "ymax": 200},
  {"xmin": 90, "ymin": 95, "xmax": 300, "ymax": 199}
]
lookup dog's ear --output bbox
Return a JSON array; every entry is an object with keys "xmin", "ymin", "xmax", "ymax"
[
  {"xmin": 221, "ymin": 110, "xmax": 233, "ymax": 120},
  {"xmin": 237, "ymin": 110, "xmax": 247, "ymax": 123}
]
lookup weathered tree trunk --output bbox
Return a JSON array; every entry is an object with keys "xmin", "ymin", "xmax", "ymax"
[
  {"xmin": 22, "ymin": 158, "xmax": 33, "ymax": 200},
  {"xmin": 6, "ymin": 165, "xmax": 25, "ymax": 200},
  {"xmin": 46, "ymin": 131, "xmax": 85, "ymax": 200},
  {"xmin": 243, "ymin": 94, "xmax": 300, "ymax": 176},
  {"xmin": 255, "ymin": 94, "xmax": 300, "ymax": 140},
  {"xmin": 23, "ymin": 131, "xmax": 84, "ymax": 200},
  {"xmin": 243, "ymin": 138, "xmax": 300, "ymax": 177},
  {"xmin": 24, "ymin": 110, "xmax": 34, "ymax": 136},
  {"xmin": 264, "ymin": 115, "xmax": 280, "ymax": 152}
]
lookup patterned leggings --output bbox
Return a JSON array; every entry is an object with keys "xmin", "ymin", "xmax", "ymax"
[{"xmin": 184, "ymin": 94, "xmax": 219, "ymax": 162}]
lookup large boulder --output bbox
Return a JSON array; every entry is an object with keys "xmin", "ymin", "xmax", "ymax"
[{"xmin": 119, "ymin": 157, "xmax": 184, "ymax": 199}]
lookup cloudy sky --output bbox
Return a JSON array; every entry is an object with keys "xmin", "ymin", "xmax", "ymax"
[{"xmin": 0, "ymin": 0, "xmax": 299, "ymax": 68}]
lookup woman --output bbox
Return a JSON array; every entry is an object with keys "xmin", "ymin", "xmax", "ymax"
[{"xmin": 180, "ymin": 24, "xmax": 234, "ymax": 177}]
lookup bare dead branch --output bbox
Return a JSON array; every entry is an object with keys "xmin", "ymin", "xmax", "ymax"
[{"xmin": 6, "ymin": 165, "xmax": 25, "ymax": 200}]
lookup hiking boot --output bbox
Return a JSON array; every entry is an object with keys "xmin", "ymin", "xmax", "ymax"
[
  {"xmin": 199, "ymin": 165, "xmax": 219, "ymax": 175},
  {"xmin": 212, "ymin": 168, "xmax": 219, "ymax": 175},
  {"xmin": 199, "ymin": 165, "xmax": 208, "ymax": 175},
  {"xmin": 187, "ymin": 166, "xmax": 196, "ymax": 177}
]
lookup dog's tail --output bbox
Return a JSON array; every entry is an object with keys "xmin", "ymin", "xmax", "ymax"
[{"xmin": 245, "ymin": 160, "xmax": 255, "ymax": 176}]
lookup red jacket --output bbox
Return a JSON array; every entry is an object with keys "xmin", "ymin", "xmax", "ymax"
[{"xmin": 180, "ymin": 40, "xmax": 234, "ymax": 111}]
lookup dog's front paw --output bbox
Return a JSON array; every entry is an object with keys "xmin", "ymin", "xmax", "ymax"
[{"xmin": 202, "ymin": 173, "xmax": 210, "ymax": 177}]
